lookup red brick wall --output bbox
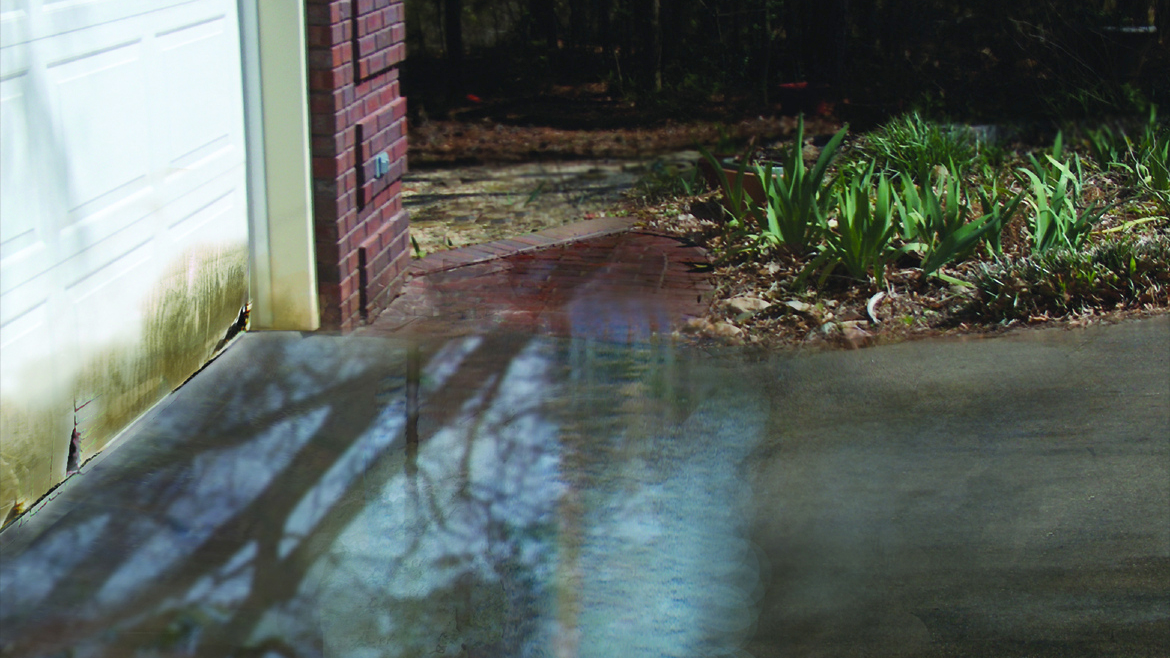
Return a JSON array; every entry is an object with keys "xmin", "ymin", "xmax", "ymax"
[{"xmin": 306, "ymin": 0, "xmax": 410, "ymax": 331}]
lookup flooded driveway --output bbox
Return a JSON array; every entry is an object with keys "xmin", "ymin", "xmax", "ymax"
[{"xmin": 1, "ymin": 318, "xmax": 1167, "ymax": 657}]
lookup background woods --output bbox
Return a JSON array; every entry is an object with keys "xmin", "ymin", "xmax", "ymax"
[{"xmin": 404, "ymin": 0, "xmax": 1166, "ymax": 125}]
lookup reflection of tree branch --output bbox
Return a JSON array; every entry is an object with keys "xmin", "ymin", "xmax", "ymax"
[
  {"xmin": 459, "ymin": 373, "xmax": 504, "ymax": 499},
  {"xmin": 231, "ymin": 637, "xmax": 301, "ymax": 658},
  {"xmin": 11, "ymin": 339, "xmax": 516, "ymax": 656},
  {"xmin": 12, "ymin": 333, "xmax": 544, "ymax": 657},
  {"xmin": 19, "ymin": 365, "xmax": 384, "ymax": 628},
  {"xmin": 191, "ymin": 334, "xmax": 536, "ymax": 657}
]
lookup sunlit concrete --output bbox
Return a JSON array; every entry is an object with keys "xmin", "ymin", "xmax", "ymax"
[{"xmin": 1, "ymin": 317, "xmax": 1166, "ymax": 656}]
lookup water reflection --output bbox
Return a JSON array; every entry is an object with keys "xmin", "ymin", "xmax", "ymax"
[
  {"xmin": 1, "ymin": 319, "xmax": 1167, "ymax": 657},
  {"xmin": 0, "ymin": 332, "xmax": 764, "ymax": 657}
]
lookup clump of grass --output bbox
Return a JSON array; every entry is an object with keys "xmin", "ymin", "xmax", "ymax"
[
  {"xmin": 1132, "ymin": 108, "xmax": 1169, "ymax": 213},
  {"xmin": 858, "ymin": 112, "xmax": 978, "ymax": 184},
  {"xmin": 970, "ymin": 234, "xmax": 1170, "ymax": 320},
  {"xmin": 1081, "ymin": 107, "xmax": 1169, "ymax": 214},
  {"xmin": 1017, "ymin": 133, "xmax": 1115, "ymax": 255},
  {"xmin": 629, "ymin": 159, "xmax": 708, "ymax": 205}
]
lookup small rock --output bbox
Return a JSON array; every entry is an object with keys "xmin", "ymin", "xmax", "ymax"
[
  {"xmin": 842, "ymin": 321, "xmax": 874, "ymax": 349},
  {"xmin": 725, "ymin": 296, "xmax": 771, "ymax": 315},
  {"xmin": 710, "ymin": 321, "xmax": 745, "ymax": 338},
  {"xmin": 784, "ymin": 300, "xmax": 813, "ymax": 313}
]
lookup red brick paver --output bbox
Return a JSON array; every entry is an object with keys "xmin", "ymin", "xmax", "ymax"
[{"xmin": 359, "ymin": 217, "xmax": 714, "ymax": 342}]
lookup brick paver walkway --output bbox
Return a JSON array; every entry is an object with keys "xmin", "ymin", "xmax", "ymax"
[{"xmin": 359, "ymin": 217, "xmax": 715, "ymax": 342}]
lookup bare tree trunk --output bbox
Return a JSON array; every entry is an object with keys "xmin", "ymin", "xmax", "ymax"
[
  {"xmin": 652, "ymin": 0, "xmax": 662, "ymax": 91},
  {"xmin": 530, "ymin": 0, "xmax": 559, "ymax": 50},
  {"xmin": 641, "ymin": 0, "xmax": 661, "ymax": 91},
  {"xmin": 569, "ymin": 0, "xmax": 588, "ymax": 49},
  {"xmin": 763, "ymin": 0, "xmax": 772, "ymax": 104},
  {"xmin": 443, "ymin": 0, "xmax": 464, "ymax": 99}
]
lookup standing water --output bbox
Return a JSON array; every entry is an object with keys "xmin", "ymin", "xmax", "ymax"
[{"xmin": 0, "ymin": 317, "xmax": 1167, "ymax": 657}]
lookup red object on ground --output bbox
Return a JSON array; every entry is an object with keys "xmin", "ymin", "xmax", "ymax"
[{"xmin": 466, "ymin": 94, "xmax": 482, "ymax": 103}]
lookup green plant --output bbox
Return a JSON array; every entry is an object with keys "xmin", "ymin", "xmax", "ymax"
[
  {"xmin": 975, "ymin": 185, "xmax": 1027, "ymax": 257},
  {"xmin": 752, "ymin": 115, "xmax": 848, "ymax": 255},
  {"xmin": 971, "ymin": 234, "xmax": 1170, "ymax": 320},
  {"xmin": 975, "ymin": 140, "xmax": 1009, "ymax": 171},
  {"xmin": 1018, "ymin": 142, "xmax": 1114, "ymax": 253},
  {"xmin": 1132, "ymin": 106, "xmax": 1169, "ymax": 212},
  {"xmin": 896, "ymin": 169, "xmax": 998, "ymax": 277},
  {"xmin": 630, "ymin": 160, "xmax": 707, "ymax": 203},
  {"xmin": 860, "ymin": 112, "xmax": 977, "ymax": 183},
  {"xmin": 1023, "ymin": 131, "xmax": 1071, "ymax": 189},
  {"xmin": 1085, "ymin": 123, "xmax": 1129, "ymax": 172},
  {"xmin": 699, "ymin": 143, "xmax": 755, "ymax": 229},
  {"xmin": 800, "ymin": 165, "xmax": 898, "ymax": 287}
]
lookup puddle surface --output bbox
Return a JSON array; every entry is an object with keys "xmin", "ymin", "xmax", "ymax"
[{"xmin": 1, "ymin": 318, "xmax": 1167, "ymax": 657}]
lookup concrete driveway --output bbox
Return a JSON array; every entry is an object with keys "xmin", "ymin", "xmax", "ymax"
[{"xmin": 0, "ymin": 317, "xmax": 1166, "ymax": 657}]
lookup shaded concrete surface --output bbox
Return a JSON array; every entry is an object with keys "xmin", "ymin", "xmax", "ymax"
[{"xmin": 0, "ymin": 317, "xmax": 1166, "ymax": 657}]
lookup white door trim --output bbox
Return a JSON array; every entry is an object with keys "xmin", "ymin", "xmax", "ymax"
[{"xmin": 241, "ymin": 0, "xmax": 319, "ymax": 331}]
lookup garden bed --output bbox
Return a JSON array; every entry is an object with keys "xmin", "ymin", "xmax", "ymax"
[{"xmin": 624, "ymin": 111, "xmax": 1170, "ymax": 351}]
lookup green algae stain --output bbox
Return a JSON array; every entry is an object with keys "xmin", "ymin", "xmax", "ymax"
[{"xmin": 0, "ymin": 244, "xmax": 248, "ymax": 528}]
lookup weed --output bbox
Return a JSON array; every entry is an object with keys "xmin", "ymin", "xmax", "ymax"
[
  {"xmin": 1085, "ymin": 123, "xmax": 1130, "ymax": 172},
  {"xmin": 860, "ymin": 112, "xmax": 978, "ymax": 183},
  {"xmin": 699, "ymin": 143, "xmax": 756, "ymax": 234},
  {"xmin": 975, "ymin": 184, "xmax": 1027, "ymax": 257},
  {"xmin": 1132, "ymin": 106, "xmax": 1169, "ymax": 212},
  {"xmin": 971, "ymin": 234, "xmax": 1170, "ymax": 320},
  {"xmin": 629, "ymin": 160, "xmax": 707, "ymax": 204},
  {"xmin": 1018, "ymin": 136, "xmax": 1115, "ymax": 253}
]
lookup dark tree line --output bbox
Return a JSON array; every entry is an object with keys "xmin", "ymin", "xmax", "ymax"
[{"xmin": 406, "ymin": 0, "xmax": 1165, "ymax": 119}]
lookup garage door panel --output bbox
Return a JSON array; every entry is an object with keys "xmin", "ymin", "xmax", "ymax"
[
  {"xmin": 62, "ymin": 207, "xmax": 154, "ymax": 291},
  {"xmin": 0, "ymin": 300, "xmax": 46, "ymax": 352},
  {"xmin": 0, "ymin": 269, "xmax": 49, "ymax": 326},
  {"xmin": 1, "ymin": 0, "xmax": 249, "ymax": 515},
  {"xmin": 0, "ymin": 75, "xmax": 37, "ymax": 258},
  {"xmin": 0, "ymin": 301, "xmax": 53, "ymax": 397},
  {"xmin": 168, "ymin": 185, "xmax": 235, "ymax": 243},
  {"xmin": 0, "ymin": 242, "xmax": 47, "ymax": 297},
  {"xmin": 65, "ymin": 236, "xmax": 152, "ymax": 349},
  {"xmin": 0, "ymin": 0, "xmax": 28, "ymax": 58},
  {"xmin": 50, "ymin": 39, "xmax": 150, "ymax": 217},
  {"xmin": 0, "ymin": 72, "xmax": 53, "ymax": 293},
  {"xmin": 160, "ymin": 16, "xmax": 234, "ymax": 163},
  {"xmin": 11, "ymin": 0, "xmax": 193, "ymax": 45}
]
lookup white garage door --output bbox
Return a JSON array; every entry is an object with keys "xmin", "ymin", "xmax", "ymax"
[{"xmin": 0, "ymin": 0, "xmax": 250, "ymax": 516}]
